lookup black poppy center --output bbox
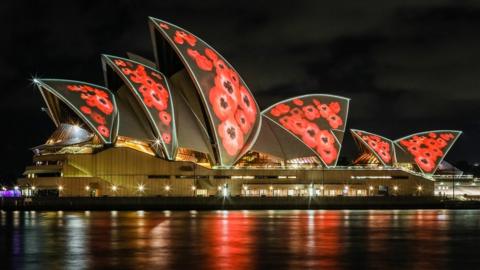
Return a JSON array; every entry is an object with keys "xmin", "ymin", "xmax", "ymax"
[
  {"xmin": 421, "ymin": 158, "xmax": 428, "ymax": 164},
  {"xmin": 227, "ymin": 127, "xmax": 236, "ymax": 140},
  {"xmin": 220, "ymin": 97, "xmax": 229, "ymax": 109},
  {"xmin": 223, "ymin": 80, "xmax": 233, "ymax": 94},
  {"xmin": 420, "ymin": 144, "xmax": 428, "ymax": 149},
  {"xmin": 99, "ymin": 98, "xmax": 107, "ymax": 105},
  {"xmin": 307, "ymin": 129, "xmax": 315, "ymax": 137},
  {"xmin": 321, "ymin": 137, "xmax": 328, "ymax": 143},
  {"xmin": 243, "ymin": 95, "xmax": 250, "ymax": 107}
]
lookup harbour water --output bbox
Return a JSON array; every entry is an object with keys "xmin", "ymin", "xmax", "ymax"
[{"xmin": 1, "ymin": 209, "xmax": 480, "ymax": 269}]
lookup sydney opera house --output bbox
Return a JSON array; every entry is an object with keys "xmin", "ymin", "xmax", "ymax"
[{"xmin": 17, "ymin": 18, "xmax": 462, "ymax": 197}]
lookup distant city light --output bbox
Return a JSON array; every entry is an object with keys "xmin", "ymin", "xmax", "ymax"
[
  {"xmin": 112, "ymin": 185, "xmax": 118, "ymax": 192},
  {"xmin": 138, "ymin": 184, "xmax": 145, "ymax": 192},
  {"xmin": 85, "ymin": 185, "xmax": 90, "ymax": 191},
  {"xmin": 165, "ymin": 185, "xmax": 171, "ymax": 191},
  {"xmin": 369, "ymin": 186, "xmax": 374, "ymax": 191},
  {"xmin": 58, "ymin": 185, "xmax": 64, "ymax": 191},
  {"xmin": 14, "ymin": 186, "xmax": 19, "ymax": 191},
  {"xmin": 31, "ymin": 186, "xmax": 36, "ymax": 190},
  {"xmin": 191, "ymin": 185, "xmax": 196, "ymax": 191},
  {"xmin": 393, "ymin": 185, "xmax": 398, "ymax": 191},
  {"xmin": 417, "ymin": 186, "xmax": 422, "ymax": 191}
]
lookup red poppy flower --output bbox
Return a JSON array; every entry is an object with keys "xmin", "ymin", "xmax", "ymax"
[
  {"xmin": 173, "ymin": 30, "xmax": 197, "ymax": 46},
  {"xmin": 415, "ymin": 155, "xmax": 435, "ymax": 172},
  {"xmin": 187, "ymin": 49, "xmax": 213, "ymax": 71},
  {"xmin": 85, "ymin": 94, "xmax": 114, "ymax": 115},
  {"xmin": 317, "ymin": 104, "xmax": 332, "ymax": 118},
  {"xmin": 289, "ymin": 116, "xmax": 308, "ymax": 136},
  {"xmin": 141, "ymin": 87, "xmax": 168, "ymax": 111},
  {"xmin": 428, "ymin": 132, "xmax": 437, "ymax": 138},
  {"xmin": 290, "ymin": 107, "xmax": 303, "ymax": 117},
  {"xmin": 407, "ymin": 144, "xmax": 422, "ymax": 157},
  {"xmin": 327, "ymin": 114, "xmax": 343, "ymax": 129},
  {"xmin": 159, "ymin": 111, "xmax": 172, "ymax": 126},
  {"xmin": 93, "ymin": 89, "xmax": 109, "ymax": 99},
  {"xmin": 301, "ymin": 122, "xmax": 320, "ymax": 148},
  {"xmin": 162, "ymin": 132, "xmax": 172, "ymax": 144},
  {"xmin": 424, "ymin": 138, "xmax": 439, "ymax": 149},
  {"xmin": 214, "ymin": 72, "xmax": 239, "ymax": 106},
  {"xmin": 159, "ymin": 23, "xmax": 169, "ymax": 29},
  {"xmin": 90, "ymin": 111, "xmax": 106, "ymax": 125},
  {"xmin": 80, "ymin": 106, "xmax": 91, "ymax": 115},
  {"xmin": 293, "ymin": 98, "xmax": 304, "ymax": 106},
  {"xmin": 114, "ymin": 59, "xmax": 126, "ymax": 67},
  {"xmin": 218, "ymin": 117, "xmax": 244, "ymax": 156},
  {"xmin": 235, "ymin": 109, "xmax": 252, "ymax": 134},
  {"xmin": 440, "ymin": 133, "xmax": 454, "ymax": 141},
  {"xmin": 313, "ymin": 99, "xmax": 321, "ymax": 107},
  {"xmin": 270, "ymin": 108, "xmax": 282, "ymax": 117},
  {"xmin": 378, "ymin": 150, "xmax": 391, "ymax": 163},
  {"xmin": 274, "ymin": 103, "xmax": 290, "ymax": 115},
  {"xmin": 302, "ymin": 105, "xmax": 319, "ymax": 120},
  {"xmin": 151, "ymin": 72, "xmax": 162, "ymax": 81},
  {"xmin": 317, "ymin": 130, "xmax": 336, "ymax": 149},
  {"xmin": 238, "ymin": 86, "xmax": 257, "ymax": 124},
  {"xmin": 435, "ymin": 138, "xmax": 447, "ymax": 148},
  {"xmin": 67, "ymin": 85, "xmax": 88, "ymax": 93},
  {"xmin": 368, "ymin": 140, "xmax": 379, "ymax": 151},
  {"xmin": 205, "ymin": 48, "xmax": 218, "ymax": 62},
  {"xmin": 317, "ymin": 145, "xmax": 338, "ymax": 165},
  {"xmin": 329, "ymin": 102, "xmax": 341, "ymax": 114},
  {"xmin": 279, "ymin": 116, "xmax": 293, "ymax": 131},
  {"xmin": 209, "ymin": 87, "xmax": 236, "ymax": 121},
  {"xmin": 97, "ymin": 125, "xmax": 110, "ymax": 138},
  {"xmin": 214, "ymin": 59, "xmax": 229, "ymax": 74},
  {"xmin": 431, "ymin": 147, "xmax": 444, "ymax": 158}
]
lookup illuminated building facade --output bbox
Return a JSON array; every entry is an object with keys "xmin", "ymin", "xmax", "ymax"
[{"xmin": 17, "ymin": 18, "xmax": 462, "ymax": 197}]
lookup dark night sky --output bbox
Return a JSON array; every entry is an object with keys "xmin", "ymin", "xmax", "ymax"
[{"xmin": 1, "ymin": 0, "xmax": 479, "ymax": 181}]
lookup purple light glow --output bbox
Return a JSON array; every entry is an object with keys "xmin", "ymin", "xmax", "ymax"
[{"xmin": 0, "ymin": 190, "xmax": 21, "ymax": 198}]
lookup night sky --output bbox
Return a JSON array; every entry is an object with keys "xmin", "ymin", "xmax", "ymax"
[{"xmin": 1, "ymin": 0, "xmax": 479, "ymax": 181}]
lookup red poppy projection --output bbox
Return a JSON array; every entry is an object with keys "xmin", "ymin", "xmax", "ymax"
[
  {"xmin": 35, "ymin": 79, "xmax": 118, "ymax": 143},
  {"xmin": 351, "ymin": 129, "xmax": 395, "ymax": 166},
  {"xmin": 395, "ymin": 131, "xmax": 461, "ymax": 174},
  {"xmin": 263, "ymin": 95, "xmax": 349, "ymax": 167},
  {"xmin": 102, "ymin": 55, "xmax": 177, "ymax": 159},
  {"xmin": 149, "ymin": 18, "xmax": 261, "ymax": 166}
]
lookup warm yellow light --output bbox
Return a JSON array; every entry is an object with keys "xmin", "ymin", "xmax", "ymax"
[
  {"xmin": 217, "ymin": 186, "xmax": 222, "ymax": 191},
  {"xmin": 165, "ymin": 185, "xmax": 171, "ymax": 191},
  {"xmin": 417, "ymin": 186, "xmax": 422, "ymax": 191},
  {"xmin": 191, "ymin": 185, "xmax": 196, "ymax": 191},
  {"xmin": 243, "ymin": 185, "xmax": 248, "ymax": 190},
  {"xmin": 31, "ymin": 186, "xmax": 36, "ymax": 190},
  {"xmin": 14, "ymin": 186, "xmax": 19, "ymax": 190},
  {"xmin": 112, "ymin": 185, "xmax": 118, "ymax": 191},
  {"xmin": 393, "ymin": 186, "xmax": 398, "ymax": 191},
  {"xmin": 320, "ymin": 186, "xmax": 324, "ymax": 190},
  {"xmin": 85, "ymin": 185, "xmax": 90, "ymax": 191},
  {"xmin": 369, "ymin": 186, "xmax": 374, "ymax": 191},
  {"xmin": 58, "ymin": 185, "xmax": 63, "ymax": 191},
  {"xmin": 138, "ymin": 184, "xmax": 145, "ymax": 192},
  {"xmin": 269, "ymin": 185, "xmax": 273, "ymax": 190}
]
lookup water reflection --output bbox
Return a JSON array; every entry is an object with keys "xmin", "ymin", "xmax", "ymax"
[{"xmin": 1, "ymin": 210, "xmax": 480, "ymax": 269}]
